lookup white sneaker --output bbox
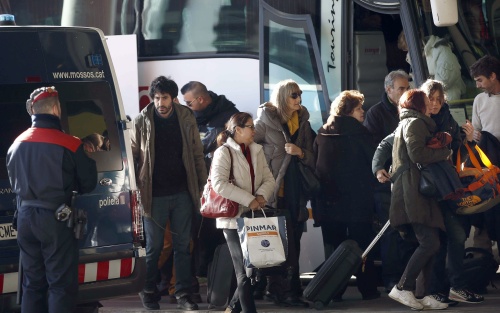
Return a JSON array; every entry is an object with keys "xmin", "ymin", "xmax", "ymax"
[
  {"xmin": 389, "ymin": 286, "xmax": 424, "ymax": 310},
  {"xmin": 416, "ymin": 296, "xmax": 448, "ymax": 310}
]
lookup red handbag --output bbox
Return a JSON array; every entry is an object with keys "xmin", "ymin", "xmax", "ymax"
[{"xmin": 200, "ymin": 146, "xmax": 239, "ymax": 218}]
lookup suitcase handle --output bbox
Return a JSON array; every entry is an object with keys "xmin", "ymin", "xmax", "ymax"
[{"xmin": 362, "ymin": 220, "xmax": 390, "ymax": 259}]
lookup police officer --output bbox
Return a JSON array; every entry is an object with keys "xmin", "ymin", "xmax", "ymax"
[{"xmin": 6, "ymin": 86, "xmax": 97, "ymax": 313}]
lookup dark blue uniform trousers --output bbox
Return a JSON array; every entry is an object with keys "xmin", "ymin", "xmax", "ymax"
[{"xmin": 17, "ymin": 206, "xmax": 79, "ymax": 313}]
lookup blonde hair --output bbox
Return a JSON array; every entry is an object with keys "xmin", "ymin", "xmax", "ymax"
[{"xmin": 268, "ymin": 79, "xmax": 302, "ymax": 123}]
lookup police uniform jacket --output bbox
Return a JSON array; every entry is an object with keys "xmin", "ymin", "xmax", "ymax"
[
  {"xmin": 7, "ymin": 114, "xmax": 97, "ymax": 208},
  {"xmin": 131, "ymin": 102, "xmax": 207, "ymax": 217}
]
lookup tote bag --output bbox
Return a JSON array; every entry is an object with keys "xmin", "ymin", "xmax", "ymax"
[{"xmin": 237, "ymin": 209, "xmax": 287, "ymax": 269}]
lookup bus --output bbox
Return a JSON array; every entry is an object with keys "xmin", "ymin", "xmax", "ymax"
[{"xmin": 1, "ymin": 0, "xmax": 497, "ymax": 276}]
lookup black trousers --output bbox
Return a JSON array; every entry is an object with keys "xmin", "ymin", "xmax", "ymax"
[{"xmin": 17, "ymin": 206, "xmax": 79, "ymax": 313}]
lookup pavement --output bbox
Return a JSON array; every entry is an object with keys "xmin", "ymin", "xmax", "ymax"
[{"xmin": 97, "ymin": 278, "xmax": 500, "ymax": 313}]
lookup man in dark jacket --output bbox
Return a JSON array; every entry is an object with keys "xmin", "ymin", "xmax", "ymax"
[
  {"xmin": 181, "ymin": 81, "xmax": 239, "ymax": 279},
  {"xmin": 363, "ymin": 70, "xmax": 412, "ymax": 293},
  {"xmin": 181, "ymin": 81, "xmax": 239, "ymax": 170},
  {"xmin": 7, "ymin": 86, "xmax": 97, "ymax": 313},
  {"xmin": 363, "ymin": 70, "xmax": 410, "ymax": 144}
]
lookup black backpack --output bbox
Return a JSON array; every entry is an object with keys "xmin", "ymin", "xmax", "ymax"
[{"xmin": 462, "ymin": 247, "xmax": 499, "ymax": 294}]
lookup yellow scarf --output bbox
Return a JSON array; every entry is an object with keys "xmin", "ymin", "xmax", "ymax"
[{"xmin": 287, "ymin": 111, "xmax": 299, "ymax": 136}]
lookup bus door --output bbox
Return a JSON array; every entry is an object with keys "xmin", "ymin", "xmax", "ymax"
[{"xmin": 259, "ymin": 0, "xmax": 331, "ymax": 272}]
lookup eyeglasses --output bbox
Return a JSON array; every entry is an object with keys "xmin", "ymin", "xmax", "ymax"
[
  {"xmin": 185, "ymin": 97, "xmax": 198, "ymax": 106},
  {"xmin": 290, "ymin": 91, "xmax": 302, "ymax": 99},
  {"xmin": 242, "ymin": 124, "xmax": 255, "ymax": 129}
]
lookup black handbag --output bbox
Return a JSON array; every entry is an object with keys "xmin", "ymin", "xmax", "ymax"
[
  {"xmin": 417, "ymin": 163, "xmax": 437, "ymax": 197},
  {"xmin": 297, "ymin": 161, "xmax": 320, "ymax": 198}
]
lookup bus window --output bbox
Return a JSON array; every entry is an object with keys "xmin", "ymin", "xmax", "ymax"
[{"xmin": 261, "ymin": 2, "xmax": 330, "ymax": 132}]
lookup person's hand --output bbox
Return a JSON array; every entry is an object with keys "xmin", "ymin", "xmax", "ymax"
[
  {"xmin": 255, "ymin": 195, "xmax": 267, "ymax": 208},
  {"xmin": 285, "ymin": 143, "xmax": 302, "ymax": 156},
  {"xmin": 447, "ymin": 149, "xmax": 453, "ymax": 160},
  {"xmin": 473, "ymin": 130, "xmax": 482, "ymax": 142},
  {"xmin": 249, "ymin": 199, "xmax": 260, "ymax": 211},
  {"xmin": 462, "ymin": 120, "xmax": 475, "ymax": 142},
  {"xmin": 376, "ymin": 169, "xmax": 391, "ymax": 183}
]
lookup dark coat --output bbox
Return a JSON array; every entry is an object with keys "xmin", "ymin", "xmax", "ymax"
[
  {"xmin": 313, "ymin": 115, "xmax": 377, "ymax": 224},
  {"xmin": 373, "ymin": 103, "xmax": 464, "ymax": 176},
  {"xmin": 195, "ymin": 91, "xmax": 239, "ymax": 160},
  {"xmin": 390, "ymin": 109, "xmax": 449, "ymax": 230},
  {"xmin": 431, "ymin": 103, "xmax": 463, "ymax": 162},
  {"xmin": 363, "ymin": 92, "xmax": 399, "ymax": 145}
]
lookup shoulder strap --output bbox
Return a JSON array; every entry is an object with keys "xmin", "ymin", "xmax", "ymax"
[{"xmin": 224, "ymin": 145, "xmax": 235, "ymax": 180}]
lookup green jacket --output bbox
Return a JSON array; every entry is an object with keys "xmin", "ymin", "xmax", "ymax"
[
  {"xmin": 389, "ymin": 109, "xmax": 449, "ymax": 230},
  {"xmin": 131, "ymin": 102, "xmax": 207, "ymax": 217}
]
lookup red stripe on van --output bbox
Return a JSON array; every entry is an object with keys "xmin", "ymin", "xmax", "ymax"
[
  {"xmin": 78, "ymin": 263, "xmax": 86, "ymax": 284},
  {"xmin": 120, "ymin": 258, "xmax": 133, "ymax": 277},
  {"xmin": 96, "ymin": 261, "xmax": 109, "ymax": 281}
]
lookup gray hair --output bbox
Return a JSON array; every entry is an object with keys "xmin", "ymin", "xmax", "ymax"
[{"xmin": 384, "ymin": 70, "xmax": 410, "ymax": 89}]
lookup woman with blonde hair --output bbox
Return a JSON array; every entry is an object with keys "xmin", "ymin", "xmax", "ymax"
[
  {"xmin": 313, "ymin": 90, "xmax": 380, "ymax": 301},
  {"xmin": 254, "ymin": 79, "xmax": 314, "ymax": 306}
]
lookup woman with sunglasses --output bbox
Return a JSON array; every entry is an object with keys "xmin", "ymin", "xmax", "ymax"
[
  {"xmin": 254, "ymin": 79, "xmax": 315, "ymax": 307},
  {"xmin": 313, "ymin": 90, "xmax": 381, "ymax": 301}
]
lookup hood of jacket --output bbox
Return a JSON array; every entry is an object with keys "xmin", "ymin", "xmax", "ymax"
[
  {"xmin": 399, "ymin": 108, "xmax": 437, "ymax": 133},
  {"xmin": 256, "ymin": 102, "xmax": 311, "ymax": 130},
  {"xmin": 424, "ymin": 35, "xmax": 450, "ymax": 56},
  {"xmin": 194, "ymin": 91, "xmax": 238, "ymax": 126}
]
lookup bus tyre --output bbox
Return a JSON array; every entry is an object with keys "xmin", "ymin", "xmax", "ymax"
[{"xmin": 314, "ymin": 301, "xmax": 324, "ymax": 310}]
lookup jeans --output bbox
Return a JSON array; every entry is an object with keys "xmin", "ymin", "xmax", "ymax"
[
  {"xmin": 429, "ymin": 205, "xmax": 468, "ymax": 293},
  {"xmin": 17, "ymin": 206, "xmax": 79, "ymax": 313},
  {"xmin": 398, "ymin": 223, "xmax": 440, "ymax": 297},
  {"xmin": 143, "ymin": 192, "xmax": 193, "ymax": 297},
  {"xmin": 225, "ymin": 229, "xmax": 257, "ymax": 313}
]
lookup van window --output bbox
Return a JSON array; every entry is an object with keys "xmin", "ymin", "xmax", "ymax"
[{"xmin": 0, "ymin": 82, "xmax": 123, "ymax": 178}]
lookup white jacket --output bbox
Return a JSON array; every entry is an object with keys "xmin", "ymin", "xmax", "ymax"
[
  {"xmin": 424, "ymin": 35, "xmax": 466, "ymax": 101},
  {"xmin": 211, "ymin": 137, "xmax": 275, "ymax": 229}
]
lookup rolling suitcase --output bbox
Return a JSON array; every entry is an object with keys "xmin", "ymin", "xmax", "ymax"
[
  {"xmin": 303, "ymin": 220, "xmax": 390, "ymax": 310},
  {"xmin": 206, "ymin": 243, "xmax": 237, "ymax": 309}
]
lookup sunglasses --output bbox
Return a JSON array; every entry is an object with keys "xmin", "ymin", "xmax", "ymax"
[
  {"xmin": 242, "ymin": 124, "xmax": 255, "ymax": 129},
  {"xmin": 185, "ymin": 97, "xmax": 198, "ymax": 106},
  {"xmin": 290, "ymin": 91, "xmax": 302, "ymax": 99}
]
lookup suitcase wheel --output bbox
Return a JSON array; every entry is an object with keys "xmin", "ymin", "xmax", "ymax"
[{"xmin": 313, "ymin": 301, "xmax": 325, "ymax": 310}]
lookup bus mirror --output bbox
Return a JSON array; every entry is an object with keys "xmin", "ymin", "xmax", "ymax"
[{"xmin": 430, "ymin": 0, "xmax": 458, "ymax": 27}]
